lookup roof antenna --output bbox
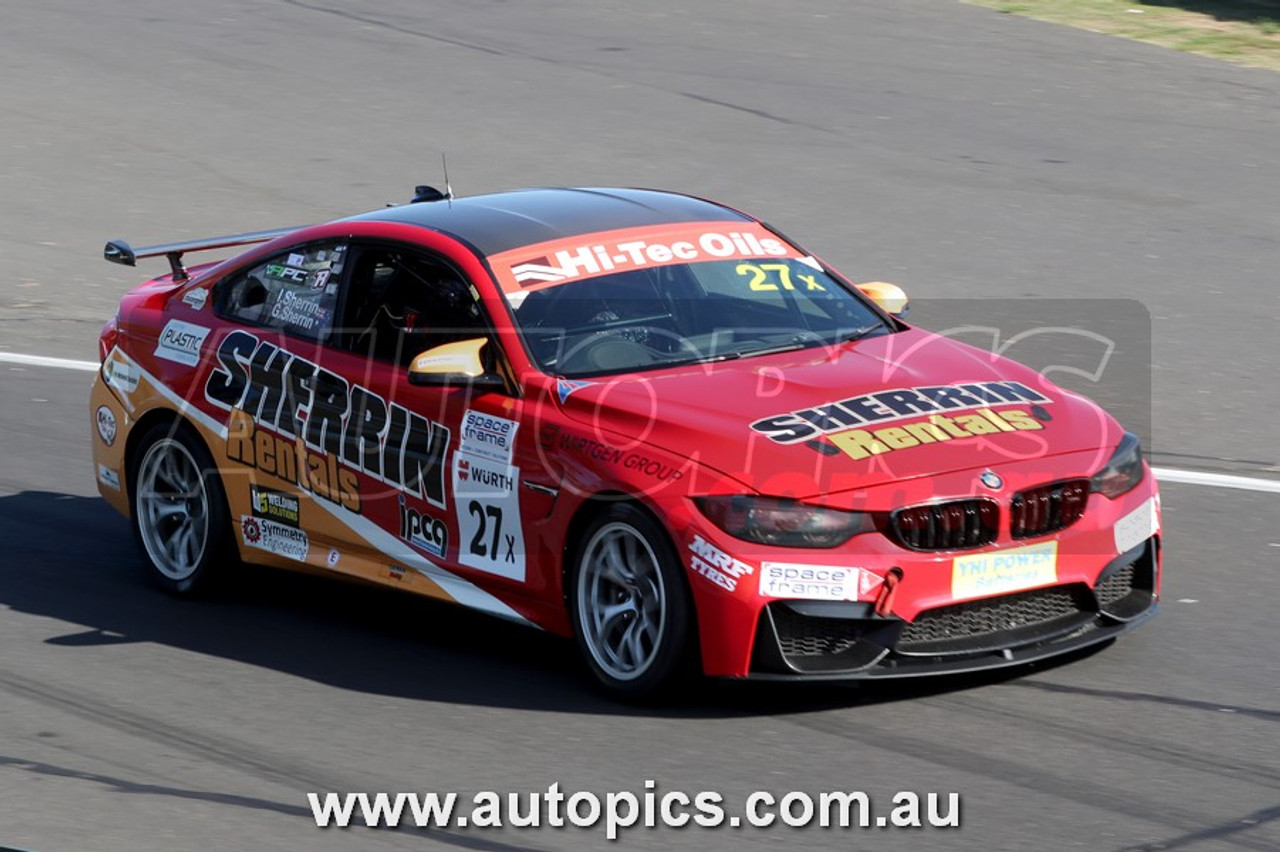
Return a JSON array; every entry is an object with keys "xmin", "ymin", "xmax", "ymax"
[
  {"xmin": 442, "ymin": 152, "xmax": 454, "ymax": 206},
  {"xmin": 407, "ymin": 156, "xmax": 455, "ymax": 205}
]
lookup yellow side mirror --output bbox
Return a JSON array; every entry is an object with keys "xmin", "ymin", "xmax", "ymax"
[
  {"xmin": 856, "ymin": 281, "xmax": 909, "ymax": 318},
  {"xmin": 408, "ymin": 338, "xmax": 500, "ymax": 387}
]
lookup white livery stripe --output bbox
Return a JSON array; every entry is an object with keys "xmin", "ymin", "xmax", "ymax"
[
  {"xmin": 307, "ymin": 496, "xmax": 534, "ymax": 626},
  {"xmin": 108, "ymin": 348, "xmax": 229, "ymax": 440}
]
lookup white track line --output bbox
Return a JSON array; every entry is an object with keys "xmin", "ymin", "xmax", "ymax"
[
  {"xmin": 4, "ymin": 350, "xmax": 1278, "ymax": 495},
  {"xmin": 0, "ymin": 352, "xmax": 99, "ymax": 372},
  {"xmin": 1152, "ymin": 467, "xmax": 1280, "ymax": 494}
]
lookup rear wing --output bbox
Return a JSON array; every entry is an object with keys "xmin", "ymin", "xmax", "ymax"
[{"xmin": 103, "ymin": 226, "xmax": 306, "ymax": 282}]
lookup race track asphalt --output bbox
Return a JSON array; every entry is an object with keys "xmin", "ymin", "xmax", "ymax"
[{"xmin": 1, "ymin": 2, "xmax": 1277, "ymax": 850}]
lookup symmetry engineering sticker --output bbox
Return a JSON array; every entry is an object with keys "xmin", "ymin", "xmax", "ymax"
[{"xmin": 240, "ymin": 515, "xmax": 309, "ymax": 562}]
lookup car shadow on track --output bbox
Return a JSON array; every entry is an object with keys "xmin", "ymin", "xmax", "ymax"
[{"xmin": 0, "ymin": 490, "xmax": 1110, "ymax": 719}]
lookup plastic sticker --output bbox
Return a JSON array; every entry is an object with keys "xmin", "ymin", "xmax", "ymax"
[{"xmin": 154, "ymin": 319, "xmax": 211, "ymax": 367}]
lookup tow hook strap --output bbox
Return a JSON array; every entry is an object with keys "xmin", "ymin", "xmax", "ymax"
[{"xmin": 874, "ymin": 568, "xmax": 903, "ymax": 617}]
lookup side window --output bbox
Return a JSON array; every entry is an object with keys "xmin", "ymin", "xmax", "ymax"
[
  {"xmin": 337, "ymin": 247, "xmax": 491, "ymax": 368},
  {"xmin": 218, "ymin": 243, "xmax": 346, "ymax": 342}
]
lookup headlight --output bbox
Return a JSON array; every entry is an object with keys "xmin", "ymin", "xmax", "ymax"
[
  {"xmin": 695, "ymin": 496, "xmax": 876, "ymax": 548},
  {"xmin": 1090, "ymin": 432, "xmax": 1145, "ymax": 499}
]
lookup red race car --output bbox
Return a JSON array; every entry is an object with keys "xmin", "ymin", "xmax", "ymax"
[{"xmin": 90, "ymin": 186, "xmax": 1161, "ymax": 697}]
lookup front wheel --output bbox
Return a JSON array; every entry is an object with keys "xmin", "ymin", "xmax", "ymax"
[
  {"xmin": 130, "ymin": 421, "xmax": 234, "ymax": 595},
  {"xmin": 569, "ymin": 504, "xmax": 695, "ymax": 699}
]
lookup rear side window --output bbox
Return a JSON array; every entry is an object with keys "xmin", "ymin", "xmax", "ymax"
[
  {"xmin": 336, "ymin": 246, "xmax": 492, "ymax": 368},
  {"xmin": 218, "ymin": 243, "xmax": 347, "ymax": 342}
]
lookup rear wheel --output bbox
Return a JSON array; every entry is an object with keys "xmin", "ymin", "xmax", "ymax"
[
  {"xmin": 130, "ymin": 422, "xmax": 234, "ymax": 595},
  {"xmin": 569, "ymin": 504, "xmax": 694, "ymax": 699}
]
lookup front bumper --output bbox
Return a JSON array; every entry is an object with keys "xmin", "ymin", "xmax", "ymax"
[{"xmin": 747, "ymin": 537, "xmax": 1159, "ymax": 680}]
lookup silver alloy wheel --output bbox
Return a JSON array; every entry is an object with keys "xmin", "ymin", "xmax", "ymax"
[
  {"xmin": 576, "ymin": 521, "xmax": 667, "ymax": 682},
  {"xmin": 135, "ymin": 437, "xmax": 210, "ymax": 581}
]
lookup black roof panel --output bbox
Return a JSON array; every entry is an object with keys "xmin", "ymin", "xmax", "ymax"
[{"xmin": 345, "ymin": 187, "xmax": 750, "ymax": 257}]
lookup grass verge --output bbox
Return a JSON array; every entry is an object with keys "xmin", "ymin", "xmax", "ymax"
[{"xmin": 965, "ymin": 0, "xmax": 1280, "ymax": 70}]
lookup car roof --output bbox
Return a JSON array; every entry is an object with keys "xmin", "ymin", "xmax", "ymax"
[{"xmin": 344, "ymin": 187, "xmax": 752, "ymax": 257}]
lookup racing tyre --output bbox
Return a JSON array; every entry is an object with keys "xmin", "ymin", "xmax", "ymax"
[
  {"xmin": 130, "ymin": 421, "xmax": 235, "ymax": 595},
  {"xmin": 570, "ymin": 504, "xmax": 695, "ymax": 699}
]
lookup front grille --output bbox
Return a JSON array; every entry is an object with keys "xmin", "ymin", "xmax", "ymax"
[
  {"xmin": 1094, "ymin": 563, "xmax": 1135, "ymax": 608},
  {"xmin": 890, "ymin": 499, "xmax": 999, "ymax": 551},
  {"xmin": 1010, "ymin": 479, "xmax": 1089, "ymax": 539},
  {"xmin": 897, "ymin": 586, "xmax": 1091, "ymax": 655}
]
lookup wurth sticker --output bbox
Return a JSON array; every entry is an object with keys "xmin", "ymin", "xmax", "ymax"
[
  {"xmin": 452, "ymin": 452, "xmax": 525, "ymax": 581},
  {"xmin": 488, "ymin": 221, "xmax": 800, "ymax": 294},
  {"xmin": 240, "ymin": 515, "xmax": 309, "ymax": 562}
]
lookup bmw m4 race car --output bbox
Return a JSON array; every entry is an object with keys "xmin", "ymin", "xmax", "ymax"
[{"xmin": 90, "ymin": 185, "xmax": 1162, "ymax": 697}]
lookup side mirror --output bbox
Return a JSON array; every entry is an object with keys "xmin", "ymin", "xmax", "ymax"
[
  {"xmin": 408, "ymin": 338, "xmax": 505, "ymax": 388},
  {"xmin": 856, "ymin": 281, "xmax": 909, "ymax": 318}
]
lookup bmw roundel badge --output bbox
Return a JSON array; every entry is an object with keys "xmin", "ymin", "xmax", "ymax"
[{"xmin": 980, "ymin": 470, "xmax": 1003, "ymax": 490}]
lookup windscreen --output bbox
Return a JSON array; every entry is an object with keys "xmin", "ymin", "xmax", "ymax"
[{"xmin": 488, "ymin": 223, "xmax": 890, "ymax": 378}]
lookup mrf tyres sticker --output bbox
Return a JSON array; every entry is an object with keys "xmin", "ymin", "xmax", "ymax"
[
  {"xmin": 452, "ymin": 451, "xmax": 525, "ymax": 581},
  {"xmin": 688, "ymin": 534, "xmax": 753, "ymax": 593}
]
